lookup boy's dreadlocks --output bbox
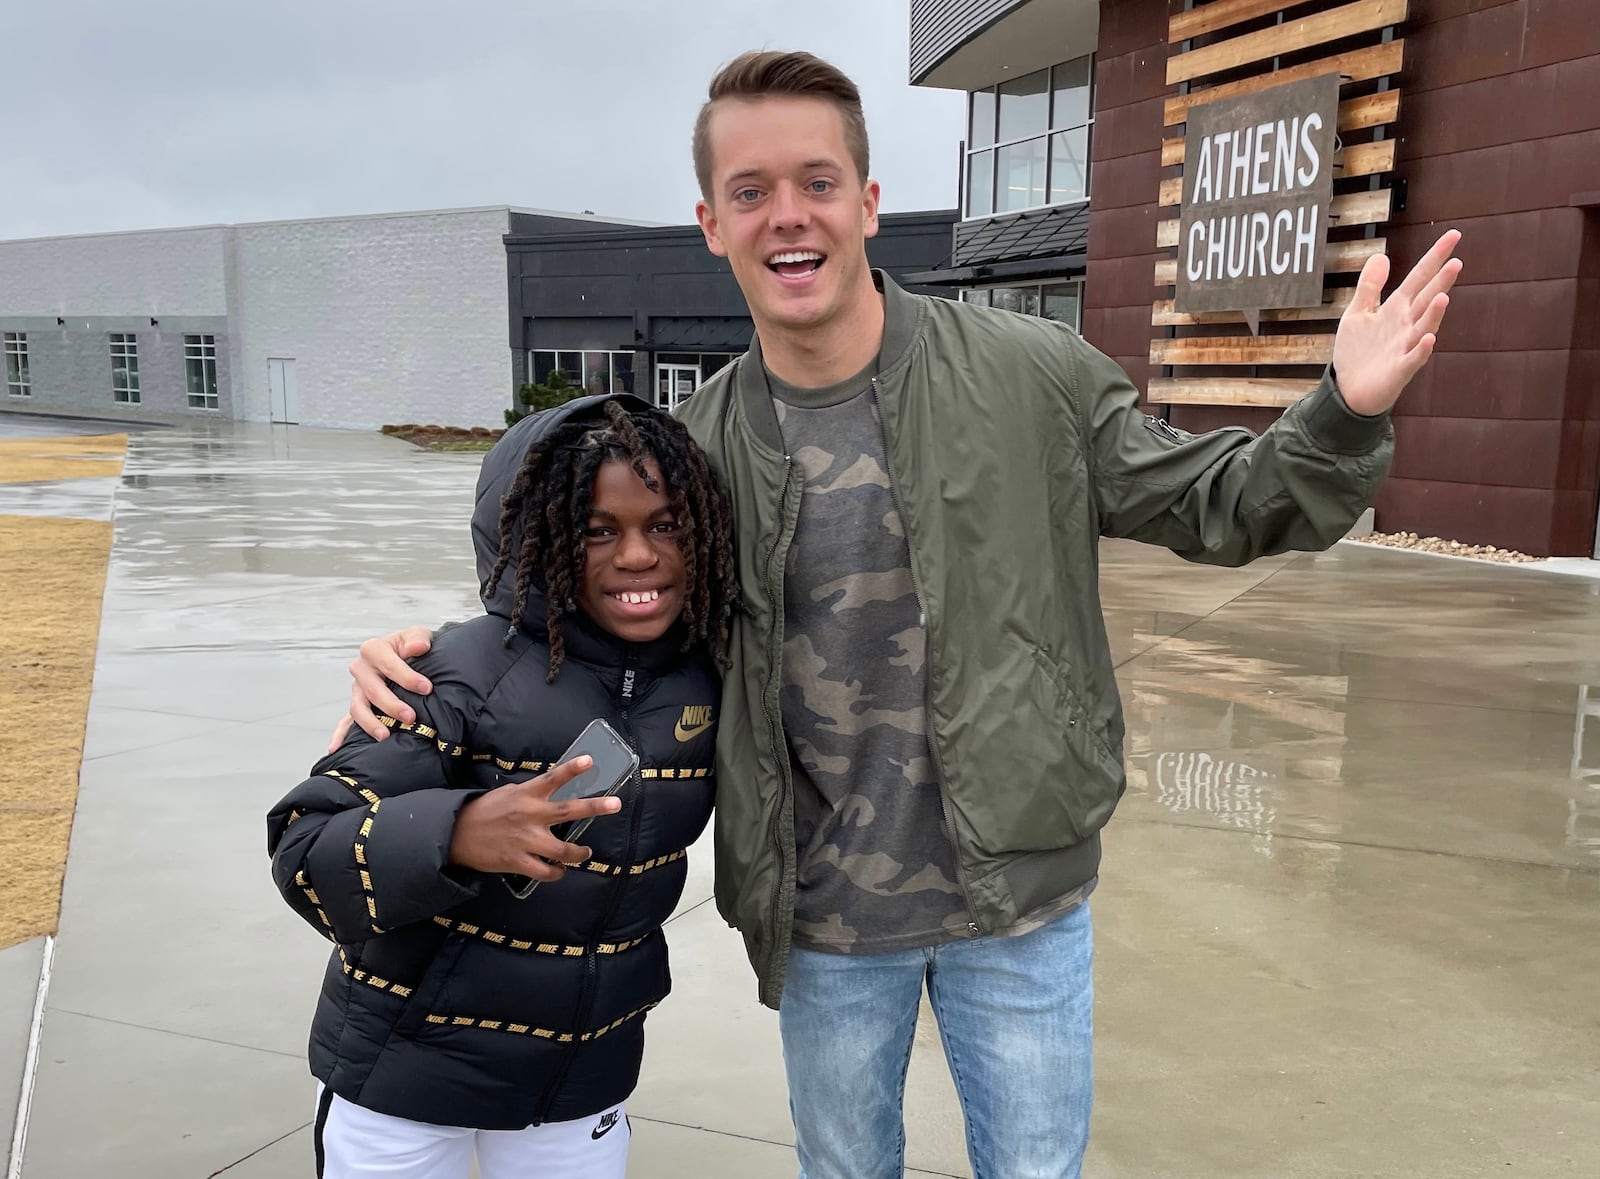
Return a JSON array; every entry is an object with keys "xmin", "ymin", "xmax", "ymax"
[{"xmin": 483, "ymin": 400, "xmax": 736, "ymax": 681}]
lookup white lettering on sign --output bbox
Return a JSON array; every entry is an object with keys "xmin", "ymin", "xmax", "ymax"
[
  {"xmin": 1185, "ymin": 206, "xmax": 1324, "ymax": 283},
  {"xmin": 1190, "ymin": 114, "xmax": 1323, "ymax": 204}
]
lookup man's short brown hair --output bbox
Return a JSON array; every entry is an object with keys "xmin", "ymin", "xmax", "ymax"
[{"xmin": 693, "ymin": 51, "xmax": 871, "ymax": 200}]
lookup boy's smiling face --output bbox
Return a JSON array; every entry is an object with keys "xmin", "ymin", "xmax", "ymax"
[{"xmin": 577, "ymin": 457, "xmax": 686, "ymax": 643}]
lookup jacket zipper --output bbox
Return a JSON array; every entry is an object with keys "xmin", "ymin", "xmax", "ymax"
[
  {"xmin": 760, "ymin": 456, "xmax": 801, "ymax": 1001},
  {"xmin": 870, "ymin": 379, "xmax": 981, "ymax": 935},
  {"xmin": 532, "ymin": 650, "xmax": 646, "ymax": 1124}
]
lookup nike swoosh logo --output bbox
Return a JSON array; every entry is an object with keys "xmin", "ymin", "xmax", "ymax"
[
  {"xmin": 592, "ymin": 1114, "xmax": 619, "ymax": 1140},
  {"xmin": 674, "ymin": 721, "xmax": 713, "ymax": 742}
]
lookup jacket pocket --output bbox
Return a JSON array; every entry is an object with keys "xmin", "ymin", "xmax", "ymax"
[
  {"xmin": 1027, "ymin": 644, "xmax": 1122, "ymax": 774},
  {"xmin": 392, "ymin": 934, "xmax": 470, "ymax": 1037}
]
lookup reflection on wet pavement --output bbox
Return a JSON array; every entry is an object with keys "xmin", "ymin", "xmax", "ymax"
[
  {"xmin": 1114, "ymin": 544, "xmax": 1600, "ymax": 871},
  {"xmin": 0, "ymin": 477, "xmax": 120, "ymax": 521}
]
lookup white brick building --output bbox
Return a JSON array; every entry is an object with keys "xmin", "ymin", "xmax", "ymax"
[{"xmin": 0, "ymin": 206, "xmax": 640, "ymax": 431}]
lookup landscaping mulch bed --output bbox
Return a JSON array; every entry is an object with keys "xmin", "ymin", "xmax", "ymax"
[{"xmin": 381, "ymin": 424, "xmax": 506, "ymax": 452}]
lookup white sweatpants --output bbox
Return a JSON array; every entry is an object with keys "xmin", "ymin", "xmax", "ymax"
[{"xmin": 314, "ymin": 1086, "xmax": 630, "ymax": 1179}]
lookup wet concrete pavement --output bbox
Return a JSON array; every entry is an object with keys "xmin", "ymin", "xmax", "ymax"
[{"xmin": 4, "ymin": 417, "xmax": 1597, "ymax": 1177}]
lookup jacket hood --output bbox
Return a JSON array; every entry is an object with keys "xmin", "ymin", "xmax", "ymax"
[{"xmin": 472, "ymin": 393, "xmax": 654, "ymax": 622}]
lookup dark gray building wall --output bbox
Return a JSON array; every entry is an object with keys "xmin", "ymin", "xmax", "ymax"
[
  {"xmin": 0, "ymin": 316, "xmax": 232, "ymax": 422},
  {"xmin": 508, "ymin": 212, "xmax": 649, "ymax": 237},
  {"xmin": 505, "ymin": 209, "xmax": 960, "ymax": 375}
]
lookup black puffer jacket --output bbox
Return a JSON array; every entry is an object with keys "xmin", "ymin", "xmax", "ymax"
[{"xmin": 267, "ymin": 395, "xmax": 718, "ymax": 1129}]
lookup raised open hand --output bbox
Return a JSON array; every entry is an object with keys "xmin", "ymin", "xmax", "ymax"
[{"xmin": 1332, "ymin": 229, "xmax": 1463, "ymax": 417}]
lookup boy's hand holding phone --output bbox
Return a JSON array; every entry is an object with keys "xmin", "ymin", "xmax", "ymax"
[{"xmin": 448, "ymin": 756, "xmax": 621, "ymax": 882}]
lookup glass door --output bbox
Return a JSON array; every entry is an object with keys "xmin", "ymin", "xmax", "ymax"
[{"xmin": 656, "ymin": 363, "xmax": 700, "ymax": 410}]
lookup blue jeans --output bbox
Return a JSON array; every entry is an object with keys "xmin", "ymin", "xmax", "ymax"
[{"xmin": 779, "ymin": 903, "xmax": 1094, "ymax": 1179}]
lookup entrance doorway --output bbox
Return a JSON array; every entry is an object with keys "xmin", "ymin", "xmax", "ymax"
[
  {"xmin": 657, "ymin": 363, "xmax": 700, "ymax": 410},
  {"xmin": 268, "ymin": 358, "xmax": 299, "ymax": 424}
]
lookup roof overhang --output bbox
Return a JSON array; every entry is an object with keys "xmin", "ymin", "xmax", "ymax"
[{"xmin": 914, "ymin": 0, "xmax": 1100, "ymax": 92}]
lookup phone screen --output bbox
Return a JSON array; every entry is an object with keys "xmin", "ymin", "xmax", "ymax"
[
  {"xmin": 548, "ymin": 718, "xmax": 639, "ymax": 812},
  {"xmin": 501, "ymin": 718, "xmax": 639, "ymax": 900}
]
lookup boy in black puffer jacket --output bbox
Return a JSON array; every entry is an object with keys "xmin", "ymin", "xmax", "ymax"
[{"xmin": 267, "ymin": 396, "xmax": 737, "ymax": 1179}]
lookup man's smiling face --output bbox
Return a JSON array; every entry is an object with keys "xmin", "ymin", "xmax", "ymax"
[{"xmin": 695, "ymin": 95, "xmax": 881, "ymax": 337}]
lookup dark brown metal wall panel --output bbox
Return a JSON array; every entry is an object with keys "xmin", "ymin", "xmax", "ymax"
[
  {"xmin": 1383, "ymin": 210, "xmax": 1590, "ymax": 286},
  {"xmin": 1408, "ymin": 0, "xmax": 1520, "ymax": 22},
  {"xmin": 1557, "ymin": 419, "xmax": 1600, "ymax": 491},
  {"xmin": 1087, "ymin": 150, "xmax": 1165, "ymax": 211},
  {"xmin": 1088, "ymin": 203, "xmax": 1161, "ymax": 261},
  {"xmin": 1386, "ymin": 416, "xmax": 1564, "ymax": 487},
  {"xmin": 1425, "ymin": 280, "xmax": 1586, "ymax": 354},
  {"xmin": 1111, "ymin": 354, "xmax": 1155, "ymax": 395},
  {"xmin": 1099, "ymin": 0, "xmax": 1174, "ymax": 60},
  {"xmin": 1373, "ymin": 480, "xmax": 1561, "ymax": 553},
  {"xmin": 1394, "ymin": 348, "xmax": 1573, "ymax": 421},
  {"xmin": 1399, "ymin": 56, "xmax": 1600, "ymax": 158},
  {"xmin": 1091, "ymin": 96, "xmax": 1167, "ymax": 163},
  {"xmin": 1396, "ymin": 131, "xmax": 1600, "ymax": 223},
  {"xmin": 1404, "ymin": 1, "xmax": 1599, "ymax": 92},
  {"xmin": 1088, "ymin": 251, "xmax": 1166, "ymax": 311},
  {"xmin": 1090, "ymin": 303, "xmax": 1165, "ymax": 358},
  {"xmin": 1170, "ymin": 404, "xmax": 1283, "ymax": 434},
  {"xmin": 1082, "ymin": 0, "xmax": 1176, "ymax": 387},
  {"xmin": 1384, "ymin": 0, "xmax": 1600, "ymax": 553},
  {"xmin": 1093, "ymin": 41, "xmax": 1181, "ymax": 110},
  {"xmin": 1550, "ymin": 488, "xmax": 1596, "ymax": 554}
]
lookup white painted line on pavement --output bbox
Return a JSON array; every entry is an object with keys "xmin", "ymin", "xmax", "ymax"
[{"xmin": 6, "ymin": 935, "xmax": 55, "ymax": 1179}]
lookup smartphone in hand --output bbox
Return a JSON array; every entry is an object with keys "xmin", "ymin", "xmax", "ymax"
[
  {"xmin": 546, "ymin": 718, "xmax": 639, "ymax": 845},
  {"xmin": 502, "ymin": 718, "xmax": 639, "ymax": 899}
]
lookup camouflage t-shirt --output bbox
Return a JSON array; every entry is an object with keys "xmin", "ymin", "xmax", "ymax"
[
  {"xmin": 769, "ymin": 362, "xmax": 1097, "ymax": 955},
  {"xmin": 769, "ymin": 363, "xmax": 975, "ymax": 953}
]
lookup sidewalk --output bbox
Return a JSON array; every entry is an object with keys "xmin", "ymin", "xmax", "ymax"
[{"xmin": 6, "ymin": 418, "xmax": 1598, "ymax": 1177}]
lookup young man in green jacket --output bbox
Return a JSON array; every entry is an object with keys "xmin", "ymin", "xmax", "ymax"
[{"xmin": 340, "ymin": 51, "xmax": 1460, "ymax": 1179}]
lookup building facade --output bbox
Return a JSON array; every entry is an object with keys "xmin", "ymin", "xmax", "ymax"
[
  {"xmin": 910, "ymin": 0, "xmax": 1600, "ymax": 558},
  {"xmin": 0, "ymin": 207, "xmax": 641, "ymax": 432}
]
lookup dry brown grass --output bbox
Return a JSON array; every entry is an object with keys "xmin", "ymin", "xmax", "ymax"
[
  {"xmin": 0, "ymin": 433, "xmax": 123, "ymax": 949},
  {"xmin": 0, "ymin": 433, "xmax": 127, "ymax": 484}
]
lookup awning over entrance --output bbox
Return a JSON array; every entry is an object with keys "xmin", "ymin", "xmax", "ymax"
[{"xmin": 904, "ymin": 202, "xmax": 1091, "ymax": 287}]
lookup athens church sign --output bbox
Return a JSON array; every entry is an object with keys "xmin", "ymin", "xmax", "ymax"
[{"xmin": 1174, "ymin": 73, "xmax": 1341, "ymax": 332}]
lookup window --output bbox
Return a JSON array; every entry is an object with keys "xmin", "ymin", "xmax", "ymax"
[
  {"xmin": 4, "ymin": 333, "xmax": 30, "ymax": 397},
  {"xmin": 110, "ymin": 333, "xmax": 140, "ymax": 404},
  {"xmin": 961, "ymin": 280, "xmax": 1084, "ymax": 332},
  {"xmin": 185, "ymin": 334, "xmax": 218, "ymax": 410},
  {"xmin": 963, "ymin": 55, "xmax": 1094, "ymax": 219},
  {"xmin": 528, "ymin": 350, "xmax": 635, "ymax": 397}
]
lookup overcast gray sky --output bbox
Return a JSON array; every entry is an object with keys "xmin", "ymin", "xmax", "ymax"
[{"xmin": 3, "ymin": 0, "xmax": 965, "ymax": 240}]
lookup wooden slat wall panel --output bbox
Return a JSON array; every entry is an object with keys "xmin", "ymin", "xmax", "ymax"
[
  {"xmin": 1151, "ymin": 334, "xmax": 1336, "ymax": 364},
  {"xmin": 1155, "ymin": 189, "xmax": 1391, "ymax": 246},
  {"xmin": 1162, "ymin": 41, "xmax": 1404, "ymax": 127},
  {"xmin": 1160, "ymin": 90, "xmax": 1400, "ymax": 164},
  {"xmin": 1167, "ymin": 0, "xmax": 1407, "ymax": 85},
  {"xmin": 1169, "ymin": 0, "xmax": 1325, "ymax": 42},
  {"xmin": 1152, "ymin": 287, "xmax": 1355, "ymax": 325},
  {"xmin": 1150, "ymin": 0, "xmax": 1405, "ymax": 408},
  {"xmin": 1147, "ymin": 378, "xmax": 1317, "ymax": 406}
]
